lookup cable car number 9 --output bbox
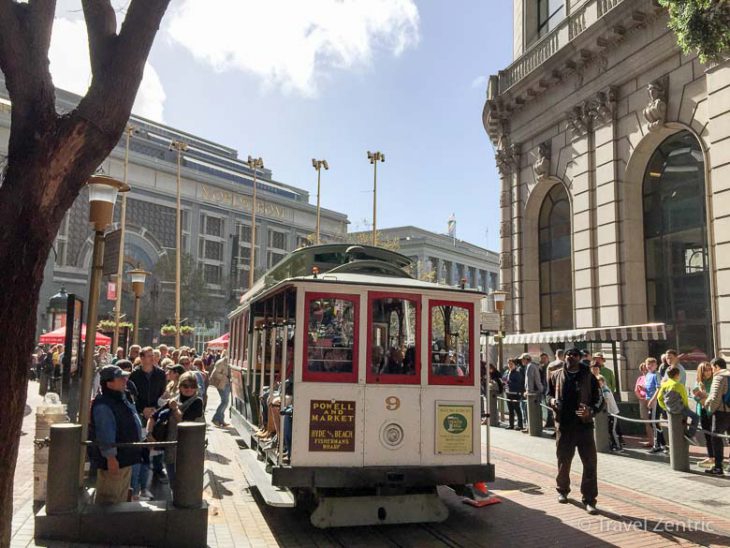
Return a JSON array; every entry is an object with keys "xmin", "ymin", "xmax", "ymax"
[{"xmin": 385, "ymin": 396, "xmax": 400, "ymax": 411}]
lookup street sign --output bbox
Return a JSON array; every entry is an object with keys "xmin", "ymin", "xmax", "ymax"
[
  {"xmin": 103, "ymin": 229, "xmax": 121, "ymax": 276},
  {"xmin": 106, "ymin": 281, "xmax": 117, "ymax": 301},
  {"xmin": 480, "ymin": 312, "xmax": 500, "ymax": 333}
]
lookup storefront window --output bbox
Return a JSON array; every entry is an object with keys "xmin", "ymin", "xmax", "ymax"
[
  {"xmin": 644, "ymin": 131, "xmax": 713, "ymax": 364},
  {"xmin": 367, "ymin": 293, "xmax": 420, "ymax": 384},
  {"xmin": 303, "ymin": 293, "xmax": 358, "ymax": 382},
  {"xmin": 539, "ymin": 184, "xmax": 573, "ymax": 330},
  {"xmin": 429, "ymin": 301, "xmax": 473, "ymax": 385}
]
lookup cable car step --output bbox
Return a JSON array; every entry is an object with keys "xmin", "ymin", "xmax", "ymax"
[
  {"xmin": 311, "ymin": 493, "xmax": 448, "ymax": 528},
  {"xmin": 237, "ymin": 448, "xmax": 295, "ymax": 508}
]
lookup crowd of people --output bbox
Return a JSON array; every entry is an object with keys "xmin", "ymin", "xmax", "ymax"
[{"xmin": 32, "ymin": 343, "xmax": 230, "ymax": 504}]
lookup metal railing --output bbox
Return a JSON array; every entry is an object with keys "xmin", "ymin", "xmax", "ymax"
[{"xmin": 496, "ymin": 0, "xmax": 627, "ymax": 94}]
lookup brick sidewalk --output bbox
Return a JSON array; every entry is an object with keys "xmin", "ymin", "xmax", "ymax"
[{"xmin": 11, "ymin": 384, "xmax": 730, "ymax": 547}]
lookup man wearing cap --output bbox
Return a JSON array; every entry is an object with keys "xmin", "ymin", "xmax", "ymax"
[
  {"xmin": 90, "ymin": 365, "xmax": 143, "ymax": 504},
  {"xmin": 593, "ymin": 353, "xmax": 616, "ymax": 393},
  {"xmin": 548, "ymin": 348, "xmax": 603, "ymax": 515}
]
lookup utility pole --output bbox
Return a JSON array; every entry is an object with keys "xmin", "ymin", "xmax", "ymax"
[
  {"xmin": 312, "ymin": 158, "xmax": 329, "ymax": 244},
  {"xmin": 245, "ymin": 156, "xmax": 264, "ymax": 289},
  {"xmin": 170, "ymin": 139, "xmax": 188, "ymax": 348},
  {"xmin": 367, "ymin": 151, "xmax": 384, "ymax": 246}
]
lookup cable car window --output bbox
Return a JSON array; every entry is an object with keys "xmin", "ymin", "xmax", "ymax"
[
  {"xmin": 428, "ymin": 300, "xmax": 474, "ymax": 385},
  {"xmin": 303, "ymin": 293, "xmax": 359, "ymax": 383},
  {"xmin": 367, "ymin": 293, "xmax": 420, "ymax": 384}
]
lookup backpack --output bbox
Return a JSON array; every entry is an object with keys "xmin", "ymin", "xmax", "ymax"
[
  {"xmin": 151, "ymin": 396, "xmax": 198, "ymax": 444},
  {"xmin": 723, "ymin": 379, "xmax": 730, "ymax": 406}
]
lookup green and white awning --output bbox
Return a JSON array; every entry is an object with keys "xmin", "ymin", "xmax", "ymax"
[{"xmin": 492, "ymin": 323, "xmax": 666, "ymax": 346}]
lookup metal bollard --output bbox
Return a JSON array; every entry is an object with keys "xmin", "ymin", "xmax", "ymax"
[
  {"xmin": 173, "ymin": 422, "xmax": 206, "ymax": 508},
  {"xmin": 527, "ymin": 393, "xmax": 542, "ymax": 436},
  {"xmin": 489, "ymin": 388, "xmax": 499, "ymax": 427},
  {"xmin": 668, "ymin": 412, "xmax": 690, "ymax": 472},
  {"xmin": 593, "ymin": 410, "xmax": 611, "ymax": 453},
  {"xmin": 46, "ymin": 423, "xmax": 81, "ymax": 514}
]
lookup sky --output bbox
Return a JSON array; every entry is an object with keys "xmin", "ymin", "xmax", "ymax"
[{"xmin": 48, "ymin": 0, "xmax": 513, "ymax": 251}]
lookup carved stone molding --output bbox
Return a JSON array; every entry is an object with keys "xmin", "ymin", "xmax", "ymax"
[
  {"xmin": 590, "ymin": 87, "xmax": 617, "ymax": 126},
  {"xmin": 499, "ymin": 190, "xmax": 510, "ymax": 208},
  {"xmin": 566, "ymin": 102, "xmax": 591, "ymax": 137},
  {"xmin": 533, "ymin": 141, "xmax": 551, "ymax": 182},
  {"xmin": 499, "ymin": 220, "xmax": 511, "ymax": 238},
  {"xmin": 499, "ymin": 252, "xmax": 512, "ymax": 269},
  {"xmin": 495, "ymin": 143, "xmax": 521, "ymax": 177},
  {"xmin": 643, "ymin": 77, "xmax": 667, "ymax": 131}
]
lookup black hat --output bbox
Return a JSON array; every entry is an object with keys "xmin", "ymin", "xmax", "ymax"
[
  {"xmin": 166, "ymin": 363, "xmax": 185, "ymax": 375},
  {"xmin": 565, "ymin": 348, "xmax": 582, "ymax": 357},
  {"xmin": 99, "ymin": 365, "xmax": 129, "ymax": 383}
]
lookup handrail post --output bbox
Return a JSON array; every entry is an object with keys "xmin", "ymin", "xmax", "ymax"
[
  {"xmin": 668, "ymin": 412, "xmax": 690, "ymax": 472},
  {"xmin": 489, "ymin": 388, "xmax": 499, "ymax": 427},
  {"xmin": 527, "ymin": 393, "xmax": 542, "ymax": 436},
  {"xmin": 46, "ymin": 424, "xmax": 82, "ymax": 514},
  {"xmin": 173, "ymin": 423, "xmax": 206, "ymax": 508},
  {"xmin": 594, "ymin": 410, "xmax": 611, "ymax": 453}
]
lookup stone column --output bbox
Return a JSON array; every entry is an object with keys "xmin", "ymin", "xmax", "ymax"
[
  {"xmin": 496, "ymin": 143, "xmax": 520, "ymax": 333},
  {"xmin": 566, "ymin": 103, "xmax": 598, "ymax": 329},
  {"xmin": 706, "ymin": 64, "xmax": 730, "ymax": 356}
]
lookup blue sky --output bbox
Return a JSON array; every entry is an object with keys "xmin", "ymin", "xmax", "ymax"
[{"xmin": 51, "ymin": 1, "xmax": 513, "ymax": 250}]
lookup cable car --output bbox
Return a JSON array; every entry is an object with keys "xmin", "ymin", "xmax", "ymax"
[{"xmin": 227, "ymin": 244, "xmax": 494, "ymax": 527}]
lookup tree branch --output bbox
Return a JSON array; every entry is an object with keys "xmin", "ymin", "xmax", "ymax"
[
  {"xmin": 0, "ymin": 1, "xmax": 27, "ymax": 97},
  {"xmin": 81, "ymin": 0, "xmax": 117, "ymax": 77}
]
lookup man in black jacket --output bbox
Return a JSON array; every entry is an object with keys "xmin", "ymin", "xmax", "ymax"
[
  {"xmin": 548, "ymin": 348, "xmax": 603, "ymax": 515},
  {"xmin": 91, "ymin": 366, "xmax": 143, "ymax": 504},
  {"xmin": 128, "ymin": 347, "xmax": 167, "ymax": 484}
]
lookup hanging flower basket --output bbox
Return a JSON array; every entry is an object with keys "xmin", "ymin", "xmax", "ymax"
[{"xmin": 97, "ymin": 319, "xmax": 134, "ymax": 332}]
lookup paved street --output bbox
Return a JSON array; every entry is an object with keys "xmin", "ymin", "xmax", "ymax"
[{"xmin": 10, "ymin": 383, "xmax": 730, "ymax": 547}]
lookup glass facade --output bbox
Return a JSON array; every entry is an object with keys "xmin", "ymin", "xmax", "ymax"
[
  {"xmin": 643, "ymin": 131, "xmax": 713, "ymax": 364},
  {"xmin": 539, "ymin": 183, "xmax": 573, "ymax": 330}
]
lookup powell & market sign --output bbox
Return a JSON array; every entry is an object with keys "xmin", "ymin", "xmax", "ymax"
[
  {"xmin": 201, "ymin": 184, "xmax": 286, "ymax": 219},
  {"xmin": 309, "ymin": 399, "xmax": 356, "ymax": 452}
]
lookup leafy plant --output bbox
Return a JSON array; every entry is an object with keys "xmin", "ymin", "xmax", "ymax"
[
  {"xmin": 97, "ymin": 319, "xmax": 133, "ymax": 331},
  {"xmin": 659, "ymin": 0, "xmax": 730, "ymax": 63},
  {"xmin": 160, "ymin": 324, "xmax": 195, "ymax": 336}
]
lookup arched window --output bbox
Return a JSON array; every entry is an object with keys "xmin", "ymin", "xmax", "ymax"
[
  {"xmin": 644, "ymin": 131, "xmax": 713, "ymax": 364},
  {"xmin": 539, "ymin": 184, "xmax": 573, "ymax": 330}
]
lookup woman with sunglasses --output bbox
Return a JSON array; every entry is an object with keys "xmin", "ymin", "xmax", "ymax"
[{"xmin": 147, "ymin": 371, "xmax": 204, "ymax": 486}]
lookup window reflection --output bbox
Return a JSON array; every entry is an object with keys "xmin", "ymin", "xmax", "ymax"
[
  {"xmin": 644, "ymin": 131, "xmax": 713, "ymax": 365},
  {"xmin": 431, "ymin": 304, "xmax": 470, "ymax": 378},
  {"xmin": 370, "ymin": 297, "xmax": 418, "ymax": 377},
  {"xmin": 539, "ymin": 184, "xmax": 573, "ymax": 330},
  {"xmin": 307, "ymin": 297, "xmax": 356, "ymax": 374}
]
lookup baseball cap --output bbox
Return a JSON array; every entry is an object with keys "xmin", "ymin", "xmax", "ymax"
[
  {"xmin": 594, "ymin": 352, "xmax": 605, "ymax": 359},
  {"xmin": 166, "ymin": 363, "xmax": 185, "ymax": 375},
  {"xmin": 519, "ymin": 353, "xmax": 531, "ymax": 360},
  {"xmin": 565, "ymin": 348, "xmax": 582, "ymax": 357},
  {"xmin": 99, "ymin": 365, "xmax": 129, "ymax": 383}
]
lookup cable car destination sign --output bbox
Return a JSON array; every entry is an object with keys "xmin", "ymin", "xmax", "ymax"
[{"xmin": 309, "ymin": 400, "xmax": 356, "ymax": 452}]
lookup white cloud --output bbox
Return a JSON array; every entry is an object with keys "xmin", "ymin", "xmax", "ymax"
[
  {"xmin": 49, "ymin": 17, "xmax": 166, "ymax": 121},
  {"xmin": 166, "ymin": 0, "xmax": 420, "ymax": 97},
  {"xmin": 471, "ymin": 75, "xmax": 487, "ymax": 90}
]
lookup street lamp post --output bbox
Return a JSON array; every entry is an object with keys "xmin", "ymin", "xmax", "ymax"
[
  {"xmin": 312, "ymin": 158, "xmax": 329, "ymax": 244},
  {"xmin": 78, "ymin": 174, "xmax": 129, "ymax": 484},
  {"xmin": 367, "ymin": 151, "xmax": 384, "ymax": 246},
  {"xmin": 170, "ymin": 140, "xmax": 188, "ymax": 348},
  {"xmin": 113, "ymin": 124, "xmax": 135, "ymax": 354},
  {"xmin": 129, "ymin": 268, "xmax": 150, "ymax": 346},
  {"xmin": 491, "ymin": 290, "xmax": 508, "ymax": 371},
  {"xmin": 245, "ymin": 156, "xmax": 264, "ymax": 289}
]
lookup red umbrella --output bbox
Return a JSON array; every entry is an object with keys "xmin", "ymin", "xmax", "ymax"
[
  {"xmin": 206, "ymin": 332, "xmax": 229, "ymax": 350},
  {"xmin": 39, "ymin": 325, "xmax": 111, "ymax": 346}
]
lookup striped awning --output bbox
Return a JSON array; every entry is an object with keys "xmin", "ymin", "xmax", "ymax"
[{"xmin": 493, "ymin": 323, "xmax": 666, "ymax": 345}]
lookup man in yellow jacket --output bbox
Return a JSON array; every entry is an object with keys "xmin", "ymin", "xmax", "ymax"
[{"xmin": 656, "ymin": 366, "xmax": 698, "ymax": 445}]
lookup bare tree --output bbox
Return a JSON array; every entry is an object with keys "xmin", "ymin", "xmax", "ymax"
[{"xmin": 0, "ymin": 1, "xmax": 171, "ymax": 543}]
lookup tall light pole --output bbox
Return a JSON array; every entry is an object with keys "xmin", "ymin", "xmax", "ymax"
[
  {"xmin": 113, "ymin": 123, "xmax": 135, "ymax": 354},
  {"xmin": 170, "ymin": 139, "xmax": 188, "ymax": 348},
  {"xmin": 78, "ymin": 174, "xmax": 129, "ymax": 484},
  {"xmin": 245, "ymin": 155, "xmax": 264, "ymax": 289},
  {"xmin": 312, "ymin": 158, "xmax": 329, "ymax": 244},
  {"xmin": 367, "ymin": 150, "xmax": 384, "ymax": 246},
  {"xmin": 491, "ymin": 290, "xmax": 508, "ymax": 370},
  {"xmin": 129, "ymin": 268, "xmax": 150, "ymax": 345}
]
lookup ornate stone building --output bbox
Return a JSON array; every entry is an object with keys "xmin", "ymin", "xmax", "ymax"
[
  {"xmin": 0, "ymin": 83, "xmax": 348, "ymax": 339},
  {"xmin": 483, "ymin": 0, "xmax": 730, "ymax": 392}
]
